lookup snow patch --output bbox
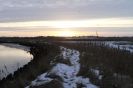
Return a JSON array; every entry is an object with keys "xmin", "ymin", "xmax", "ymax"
[
  {"xmin": 90, "ymin": 69, "xmax": 103, "ymax": 80},
  {"xmin": 105, "ymin": 41, "xmax": 133, "ymax": 53},
  {"xmin": 26, "ymin": 47, "xmax": 98, "ymax": 88}
]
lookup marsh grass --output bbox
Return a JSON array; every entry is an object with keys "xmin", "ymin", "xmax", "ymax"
[
  {"xmin": 0, "ymin": 42, "xmax": 61, "ymax": 88},
  {"xmin": 58, "ymin": 41, "xmax": 133, "ymax": 88}
]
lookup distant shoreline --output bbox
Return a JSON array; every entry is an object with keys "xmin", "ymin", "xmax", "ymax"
[{"xmin": 0, "ymin": 43, "xmax": 30, "ymax": 51}]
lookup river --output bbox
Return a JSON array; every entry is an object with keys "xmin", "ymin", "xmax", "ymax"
[{"xmin": 0, "ymin": 43, "xmax": 33, "ymax": 80}]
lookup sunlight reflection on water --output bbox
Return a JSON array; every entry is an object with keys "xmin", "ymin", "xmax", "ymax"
[{"xmin": 0, "ymin": 44, "xmax": 33, "ymax": 79}]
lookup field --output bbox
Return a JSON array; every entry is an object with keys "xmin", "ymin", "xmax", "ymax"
[{"xmin": 0, "ymin": 37, "xmax": 132, "ymax": 88}]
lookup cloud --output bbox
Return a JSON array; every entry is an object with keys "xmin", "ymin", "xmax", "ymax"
[
  {"xmin": 0, "ymin": 0, "xmax": 130, "ymax": 8},
  {"xmin": 0, "ymin": 17, "xmax": 133, "ymax": 28},
  {"xmin": 0, "ymin": 0, "xmax": 133, "ymax": 22}
]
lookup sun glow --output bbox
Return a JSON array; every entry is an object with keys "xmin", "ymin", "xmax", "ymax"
[
  {"xmin": 0, "ymin": 17, "xmax": 133, "ymax": 37},
  {"xmin": 55, "ymin": 30, "xmax": 75, "ymax": 37},
  {"xmin": 0, "ymin": 18, "xmax": 133, "ymax": 28}
]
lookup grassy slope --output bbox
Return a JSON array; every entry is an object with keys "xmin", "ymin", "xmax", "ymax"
[
  {"xmin": 0, "ymin": 42, "xmax": 61, "ymax": 88},
  {"xmin": 58, "ymin": 42, "xmax": 133, "ymax": 88}
]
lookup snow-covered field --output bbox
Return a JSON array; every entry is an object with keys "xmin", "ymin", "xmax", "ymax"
[
  {"xmin": 26, "ymin": 47, "xmax": 98, "ymax": 88},
  {"xmin": 105, "ymin": 41, "xmax": 133, "ymax": 53},
  {"xmin": 61, "ymin": 41, "xmax": 133, "ymax": 53}
]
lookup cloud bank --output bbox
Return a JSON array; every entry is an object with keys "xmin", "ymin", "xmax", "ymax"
[{"xmin": 0, "ymin": 0, "xmax": 133, "ymax": 22}]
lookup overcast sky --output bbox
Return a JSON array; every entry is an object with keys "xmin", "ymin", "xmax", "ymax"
[
  {"xmin": 0, "ymin": 0, "xmax": 133, "ymax": 36},
  {"xmin": 0, "ymin": 0, "xmax": 133, "ymax": 22}
]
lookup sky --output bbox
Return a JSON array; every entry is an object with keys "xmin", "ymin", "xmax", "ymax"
[{"xmin": 0, "ymin": 0, "xmax": 133, "ymax": 37}]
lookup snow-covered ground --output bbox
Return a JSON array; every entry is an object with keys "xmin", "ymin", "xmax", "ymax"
[
  {"xmin": 61, "ymin": 41, "xmax": 133, "ymax": 53},
  {"xmin": 26, "ymin": 47, "xmax": 98, "ymax": 88},
  {"xmin": 90, "ymin": 69, "xmax": 103, "ymax": 80},
  {"xmin": 105, "ymin": 41, "xmax": 133, "ymax": 53}
]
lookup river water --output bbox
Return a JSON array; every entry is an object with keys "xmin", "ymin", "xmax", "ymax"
[{"xmin": 0, "ymin": 43, "xmax": 33, "ymax": 79}]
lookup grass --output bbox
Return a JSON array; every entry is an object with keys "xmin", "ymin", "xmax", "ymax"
[
  {"xmin": 57, "ymin": 41, "xmax": 133, "ymax": 88},
  {"xmin": 0, "ymin": 42, "xmax": 61, "ymax": 88},
  {"xmin": 0, "ymin": 37, "xmax": 133, "ymax": 88},
  {"xmin": 30, "ymin": 80, "xmax": 63, "ymax": 88}
]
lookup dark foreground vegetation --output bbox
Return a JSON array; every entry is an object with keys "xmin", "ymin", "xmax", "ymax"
[
  {"xmin": 0, "ymin": 41, "xmax": 61, "ymax": 88},
  {"xmin": 0, "ymin": 36, "xmax": 133, "ymax": 43},
  {"xmin": 0, "ymin": 36, "xmax": 132, "ymax": 88},
  {"xmin": 57, "ymin": 42, "xmax": 133, "ymax": 88}
]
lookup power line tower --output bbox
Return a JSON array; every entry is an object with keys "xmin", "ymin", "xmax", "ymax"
[{"xmin": 96, "ymin": 30, "xmax": 99, "ymax": 38}]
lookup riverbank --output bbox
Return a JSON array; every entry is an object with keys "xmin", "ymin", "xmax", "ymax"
[
  {"xmin": 1, "ymin": 43, "xmax": 30, "ymax": 51},
  {"xmin": 0, "ymin": 37, "xmax": 132, "ymax": 88},
  {"xmin": 0, "ymin": 42, "xmax": 60, "ymax": 88},
  {"xmin": 0, "ymin": 44, "xmax": 32, "ymax": 80}
]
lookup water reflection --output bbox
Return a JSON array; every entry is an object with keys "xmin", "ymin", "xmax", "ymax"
[{"xmin": 0, "ymin": 44, "xmax": 33, "ymax": 79}]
